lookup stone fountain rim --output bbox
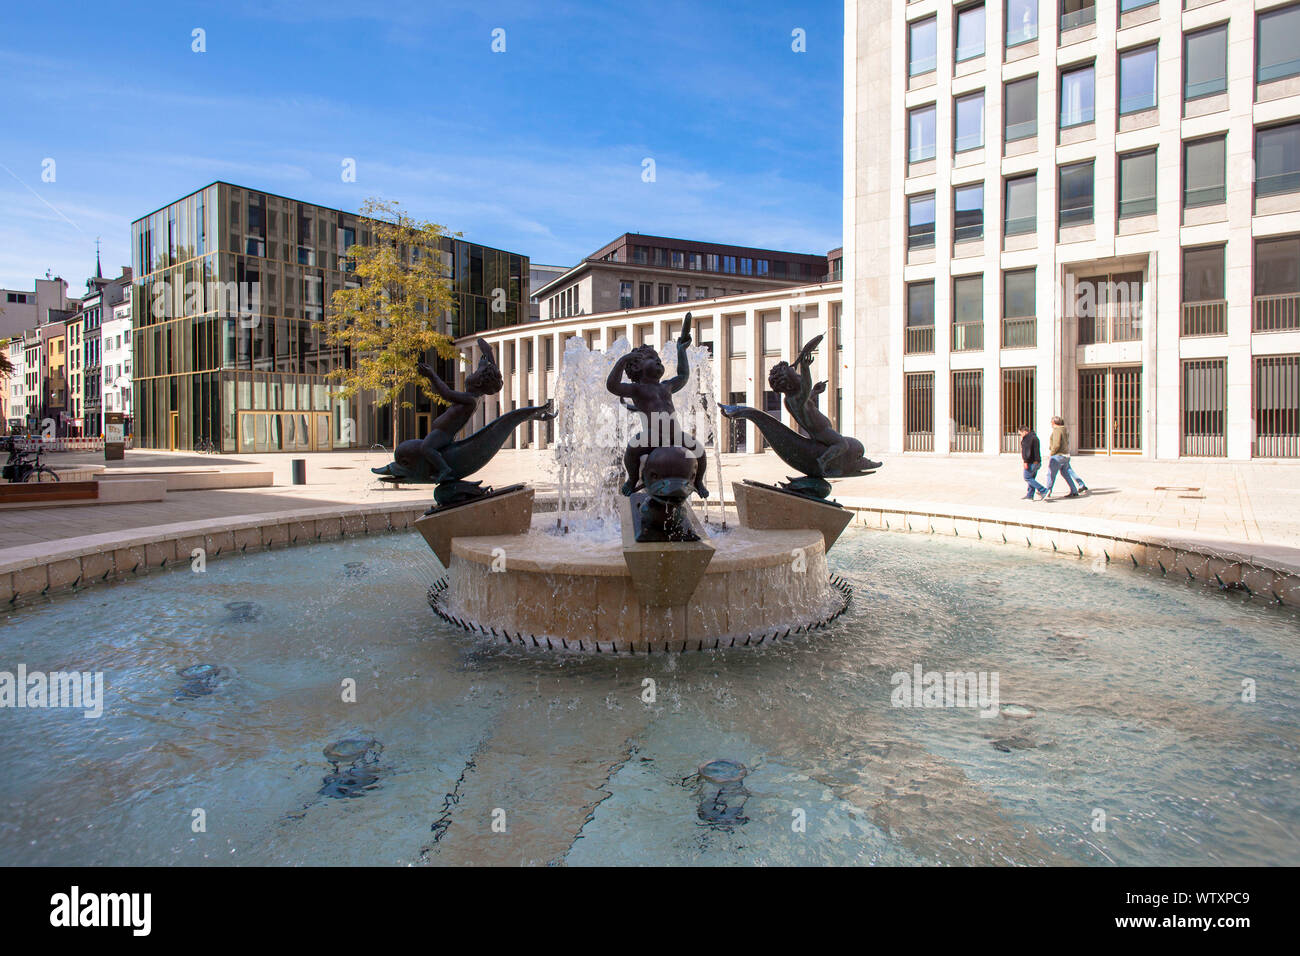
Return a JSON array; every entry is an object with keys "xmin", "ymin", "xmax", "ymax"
[{"xmin": 449, "ymin": 525, "xmax": 825, "ymax": 576}]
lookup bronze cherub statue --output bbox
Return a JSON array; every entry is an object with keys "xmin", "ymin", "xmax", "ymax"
[
  {"xmin": 605, "ymin": 312, "xmax": 708, "ymax": 500},
  {"xmin": 372, "ymin": 338, "xmax": 556, "ymax": 507},
  {"xmin": 721, "ymin": 334, "xmax": 880, "ymax": 500}
]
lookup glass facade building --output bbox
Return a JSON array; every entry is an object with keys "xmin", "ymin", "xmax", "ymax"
[{"xmin": 130, "ymin": 182, "xmax": 528, "ymax": 452}]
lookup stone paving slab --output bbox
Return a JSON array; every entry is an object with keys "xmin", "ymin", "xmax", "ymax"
[{"xmin": 5, "ymin": 445, "xmax": 1299, "ymax": 557}]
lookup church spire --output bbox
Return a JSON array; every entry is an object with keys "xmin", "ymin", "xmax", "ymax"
[{"xmin": 95, "ymin": 237, "xmax": 103, "ymax": 279}]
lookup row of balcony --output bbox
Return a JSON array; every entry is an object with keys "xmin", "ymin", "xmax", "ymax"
[{"xmin": 904, "ymin": 293, "xmax": 1300, "ymax": 353}]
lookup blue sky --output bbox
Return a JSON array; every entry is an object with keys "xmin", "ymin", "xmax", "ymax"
[{"xmin": 0, "ymin": 0, "xmax": 843, "ymax": 291}]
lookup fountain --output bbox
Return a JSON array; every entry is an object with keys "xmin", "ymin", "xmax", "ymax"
[{"xmin": 420, "ymin": 315, "xmax": 868, "ymax": 652}]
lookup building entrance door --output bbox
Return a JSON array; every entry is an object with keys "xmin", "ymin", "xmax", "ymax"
[{"xmin": 1078, "ymin": 366, "xmax": 1142, "ymax": 454}]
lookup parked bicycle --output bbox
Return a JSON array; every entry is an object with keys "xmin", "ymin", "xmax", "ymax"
[
  {"xmin": 1, "ymin": 438, "xmax": 61, "ymax": 483},
  {"xmin": 194, "ymin": 436, "xmax": 220, "ymax": 455}
]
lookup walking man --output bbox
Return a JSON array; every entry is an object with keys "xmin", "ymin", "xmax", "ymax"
[
  {"xmin": 1018, "ymin": 425, "xmax": 1047, "ymax": 500},
  {"xmin": 1045, "ymin": 415, "xmax": 1089, "ymax": 496},
  {"xmin": 1045, "ymin": 415, "xmax": 1079, "ymax": 498}
]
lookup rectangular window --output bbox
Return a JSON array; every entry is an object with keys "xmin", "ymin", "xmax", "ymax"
[
  {"xmin": 1058, "ymin": 161, "xmax": 1095, "ymax": 227},
  {"xmin": 1004, "ymin": 76, "xmax": 1037, "ymax": 141},
  {"xmin": 1005, "ymin": 174, "xmax": 1037, "ymax": 235},
  {"xmin": 955, "ymin": 4, "xmax": 986, "ymax": 62},
  {"xmin": 1254, "ymin": 355, "xmax": 1300, "ymax": 457},
  {"xmin": 1254, "ymin": 236, "xmax": 1300, "ymax": 332},
  {"xmin": 1120, "ymin": 0, "xmax": 1157, "ymax": 10},
  {"xmin": 952, "ymin": 275, "xmax": 984, "ymax": 352},
  {"xmin": 905, "ymin": 372, "xmax": 935, "ymax": 451},
  {"xmin": 909, "ymin": 16, "xmax": 937, "ymax": 76},
  {"xmin": 739, "ymin": 257, "xmax": 752, "ymax": 275},
  {"xmin": 951, "ymin": 370, "xmax": 984, "ymax": 451},
  {"xmin": 1182, "ymin": 245, "xmax": 1227, "ymax": 335},
  {"xmin": 658, "ymin": 283, "xmax": 671, "ymax": 305},
  {"xmin": 638, "ymin": 282, "xmax": 653, "ymax": 308},
  {"xmin": 619, "ymin": 281, "xmax": 633, "ymax": 310},
  {"xmin": 906, "ymin": 281, "xmax": 936, "ymax": 355},
  {"xmin": 908, "ymin": 282, "xmax": 935, "ymax": 324},
  {"xmin": 1182, "ymin": 359, "xmax": 1227, "ymax": 457},
  {"xmin": 1118, "ymin": 149, "xmax": 1157, "ymax": 218},
  {"xmin": 677, "ymin": 285, "xmax": 689, "ymax": 302},
  {"xmin": 909, "ymin": 104, "xmax": 937, "ymax": 163},
  {"xmin": 756, "ymin": 260, "xmax": 769, "ymax": 276},
  {"xmin": 1258, "ymin": 4, "xmax": 1300, "ymax": 84},
  {"xmin": 1060, "ymin": 0, "xmax": 1095, "ymax": 32},
  {"xmin": 1256, "ymin": 122, "xmax": 1300, "ymax": 197},
  {"xmin": 1003, "ymin": 268, "xmax": 1037, "ymax": 347},
  {"xmin": 954, "ymin": 91, "xmax": 985, "ymax": 152},
  {"xmin": 1006, "ymin": 0, "xmax": 1038, "ymax": 46},
  {"xmin": 1060, "ymin": 64, "xmax": 1095, "ymax": 128},
  {"xmin": 1184, "ymin": 136, "xmax": 1227, "ymax": 208},
  {"xmin": 1118, "ymin": 45, "xmax": 1157, "ymax": 114},
  {"xmin": 908, "ymin": 193, "xmax": 936, "ymax": 249},
  {"xmin": 1184, "ymin": 25, "xmax": 1227, "ymax": 100},
  {"xmin": 954, "ymin": 184, "xmax": 984, "ymax": 242}
]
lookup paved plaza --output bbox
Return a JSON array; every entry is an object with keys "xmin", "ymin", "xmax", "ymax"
[{"xmin": 2, "ymin": 447, "xmax": 1297, "ymax": 563}]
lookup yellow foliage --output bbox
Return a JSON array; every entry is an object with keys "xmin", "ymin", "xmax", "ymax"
[{"xmin": 324, "ymin": 198, "xmax": 462, "ymax": 421}]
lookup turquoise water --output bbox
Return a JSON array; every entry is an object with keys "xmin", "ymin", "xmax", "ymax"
[{"xmin": 0, "ymin": 529, "xmax": 1296, "ymax": 866}]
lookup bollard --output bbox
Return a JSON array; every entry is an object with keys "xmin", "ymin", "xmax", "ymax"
[{"xmin": 291, "ymin": 458, "xmax": 306, "ymax": 485}]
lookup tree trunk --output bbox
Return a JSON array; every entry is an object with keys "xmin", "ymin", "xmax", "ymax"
[{"xmin": 392, "ymin": 396, "xmax": 399, "ymax": 450}]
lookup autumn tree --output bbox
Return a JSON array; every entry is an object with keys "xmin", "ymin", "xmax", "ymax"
[{"xmin": 325, "ymin": 198, "xmax": 461, "ymax": 449}]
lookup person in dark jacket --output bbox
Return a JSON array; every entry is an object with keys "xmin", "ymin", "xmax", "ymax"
[{"xmin": 1018, "ymin": 425, "xmax": 1047, "ymax": 500}]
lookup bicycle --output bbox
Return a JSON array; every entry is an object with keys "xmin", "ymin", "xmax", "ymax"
[
  {"xmin": 2, "ymin": 438, "xmax": 61, "ymax": 483},
  {"xmin": 194, "ymin": 436, "xmax": 220, "ymax": 455}
]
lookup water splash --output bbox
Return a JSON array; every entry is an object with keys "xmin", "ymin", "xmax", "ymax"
[{"xmin": 551, "ymin": 333, "xmax": 718, "ymax": 539}]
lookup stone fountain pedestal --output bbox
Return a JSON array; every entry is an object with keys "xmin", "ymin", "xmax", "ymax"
[
  {"xmin": 429, "ymin": 514, "xmax": 846, "ymax": 653},
  {"xmin": 413, "ymin": 485, "xmax": 534, "ymax": 567},
  {"xmin": 618, "ymin": 495, "xmax": 714, "ymax": 605},
  {"xmin": 732, "ymin": 480, "xmax": 854, "ymax": 553}
]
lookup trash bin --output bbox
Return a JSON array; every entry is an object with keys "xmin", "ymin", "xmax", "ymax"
[{"xmin": 291, "ymin": 459, "xmax": 306, "ymax": 485}]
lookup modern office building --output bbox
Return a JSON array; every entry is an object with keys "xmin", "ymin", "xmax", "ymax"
[
  {"xmin": 130, "ymin": 182, "xmax": 530, "ymax": 452},
  {"xmin": 844, "ymin": 0, "xmax": 1300, "ymax": 460},
  {"xmin": 534, "ymin": 233, "xmax": 832, "ymax": 322}
]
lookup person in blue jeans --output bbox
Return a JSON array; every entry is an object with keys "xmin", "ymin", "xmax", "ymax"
[
  {"xmin": 1044, "ymin": 415, "xmax": 1090, "ymax": 497},
  {"xmin": 1018, "ymin": 425, "xmax": 1047, "ymax": 500}
]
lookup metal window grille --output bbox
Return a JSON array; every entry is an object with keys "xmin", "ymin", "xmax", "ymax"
[
  {"xmin": 905, "ymin": 371, "xmax": 935, "ymax": 451},
  {"xmin": 1181, "ymin": 358, "xmax": 1226, "ymax": 456},
  {"xmin": 1253, "ymin": 354, "xmax": 1300, "ymax": 457},
  {"xmin": 1001, "ymin": 367, "xmax": 1035, "ymax": 452},
  {"xmin": 951, "ymin": 369, "xmax": 983, "ymax": 452}
]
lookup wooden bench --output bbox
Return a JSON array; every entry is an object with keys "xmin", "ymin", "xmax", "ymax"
[{"xmin": 0, "ymin": 480, "xmax": 99, "ymax": 504}]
